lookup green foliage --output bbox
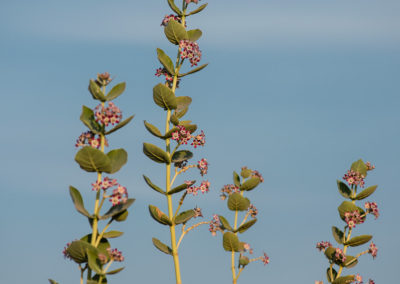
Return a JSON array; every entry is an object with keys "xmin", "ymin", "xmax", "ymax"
[
  {"xmin": 75, "ymin": 146, "xmax": 112, "ymax": 173},
  {"xmin": 149, "ymin": 205, "xmax": 172, "ymax": 226},
  {"xmin": 240, "ymin": 168, "xmax": 252, "ymax": 178},
  {"xmin": 239, "ymin": 255, "xmax": 250, "ymax": 268},
  {"xmin": 168, "ymin": 180, "xmax": 194, "ymax": 195},
  {"xmin": 344, "ymin": 235, "xmax": 372, "ymax": 247},
  {"xmin": 167, "ymin": 0, "xmax": 182, "ymax": 16},
  {"xmin": 227, "ymin": 193, "xmax": 250, "ymax": 211},
  {"xmin": 354, "ymin": 185, "xmax": 377, "ymax": 200},
  {"xmin": 101, "ymin": 198, "xmax": 135, "ymax": 220},
  {"xmin": 106, "ymin": 82, "xmax": 126, "ymax": 101},
  {"xmin": 171, "ymin": 150, "xmax": 193, "ymax": 163},
  {"xmin": 332, "ymin": 226, "xmax": 344, "ymax": 244},
  {"xmin": 89, "ymin": 80, "xmax": 107, "ymax": 101},
  {"xmin": 351, "ymin": 159, "xmax": 368, "ymax": 176},
  {"xmin": 106, "ymin": 267, "xmax": 125, "ymax": 275},
  {"xmin": 236, "ymin": 219, "xmax": 257, "ymax": 234},
  {"xmin": 218, "ymin": 215, "xmax": 233, "ymax": 231},
  {"xmin": 222, "ymin": 232, "xmax": 240, "ymax": 252},
  {"xmin": 48, "ymin": 279, "xmax": 59, "ymax": 284},
  {"xmin": 152, "ymin": 238, "xmax": 173, "ymax": 255},
  {"xmin": 164, "ymin": 20, "xmax": 188, "ymax": 45},
  {"xmin": 326, "ymin": 267, "xmax": 338, "ymax": 283},
  {"xmin": 143, "ymin": 175, "xmax": 166, "ymax": 195},
  {"xmin": 175, "ymin": 209, "xmax": 196, "ymax": 224},
  {"xmin": 105, "ymin": 115, "xmax": 134, "ymax": 135},
  {"xmin": 187, "ymin": 3, "xmax": 208, "ymax": 16},
  {"xmin": 106, "ymin": 149, "xmax": 128, "ymax": 174},
  {"xmin": 343, "ymin": 255, "xmax": 358, "ymax": 268},
  {"xmin": 157, "ymin": 48, "xmax": 175, "ymax": 75},
  {"xmin": 143, "ymin": 143, "xmax": 171, "ymax": 164},
  {"xmin": 144, "ymin": 120, "xmax": 163, "ymax": 138},
  {"xmin": 233, "ymin": 171, "xmax": 241, "ymax": 187},
  {"xmin": 69, "ymin": 186, "xmax": 92, "ymax": 218},
  {"xmin": 87, "ymin": 247, "xmax": 103, "ymax": 274},
  {"xmin": 179, "ymin": 64, "xmax": 208, "ymax": 77},
  {"xmin": 113, "ymin": 210, "xmax": 129, "ymax": 222},
  {"xmin": 240, "ymin": 177, "xmax": 260, "ymax": 191},
  {"xmin": 187, "ymin": 29, "xmax": 202, "ymax": 41},
  {"xmin": 66, "ymin": 240, "xmax": 97, "ymax": 264},
  {"xmin": 337, "ymin": 201, "xmax": 365, "ymax": 222},
  {"xmin": 102, "ymin": 231, "xmax": 124, "ymax": 238},
  {"xmin": 332, "ymin": 275, "xmax": 355, "ymax": 284},
  {"xmin": 80, "ymin": 106, "xmax": 102, "ymax": 134},
  {"xmin": 337, "ymin": 180, "xmax": 352, "ymax": 199},
  {"xmin": 153, "ymin": 83, "xmax": 177, "ymax": 110}
]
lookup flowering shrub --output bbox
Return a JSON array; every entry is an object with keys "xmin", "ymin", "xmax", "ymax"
[
  {"xmin": 142, "ymin": 1, "xmax": 209, "ymax": 283},
  {"xmin": 49, "ymin": 73, "xmax": 135, "ymax": 284},
  {"xmin": 316, "ymin": 159, "xmax": 380, "ymax": 284},
  {"xmin": 210, "ymin": 167, "xmax": 269, "ymax": 284}
]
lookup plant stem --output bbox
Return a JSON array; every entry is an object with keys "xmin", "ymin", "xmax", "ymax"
[
  {"xmin": 232, "ymin": 209, "xmax": 239, "ymax": 283},
  {"xmin": 95, "ymin": 220, "xmax": 112, "ymax": 247}
]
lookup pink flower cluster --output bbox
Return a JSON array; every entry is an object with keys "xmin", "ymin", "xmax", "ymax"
[
  {"xmin": 155, "ymin": 67, "xmax": 173, "ymax": 82},
  {"xmin": 248, "ymin": 204, "xmax": 258, "ymax": 218},
  {"xmin": 179, "ymin": 40, "xmax": 202, "ymax": 67},
  {"xmin": 220, "ymin": 184, "xmax": 239, "ymax": 200},
  {"xmin": 316, "ymin": 241, "xmax": 332, "ymax": 252},
  {"xmin": 369, "ymin": 279, "xmax": 375, "ymax": 284},
  {"xmin": 242, "ymin": 166, "xmax": 265, "ymax": 182},
  {"xmin": 343, "ymin": 170, "xmax": 365, "ymax": 188},
  {"xmin": 109, "ymin": 185, "xmax": 128, "ymax": 206},
  {"xmin": 209, "ymin": 214, "xmax": 221, "ymax": 236},
  {"xmin": 366, "ymin": 161, "xmax": 375, "ymax": 171},
  {"xmin": 191, "ymin": 130, "xmax": 205, "ymax": 148},
  {"xmin": 194, "ymin": 207, "xmax": 203, "ymax": 218},
  {"xmin": 186, "ymin": 180, "xmax": 210, "ymax": 195},
  {"xmin": 354, "ymin": 274, "xmax": 363, "ymax": 284},
  {"xmin": 368, "ymin": 242, "xmax": 378, "ymax": 259},
  {"xmin": 344, "ymin": 210, "xmax": 364, "ymax": 228},
  {"xmin": 261, "ymin": 252, "xmax": 270, "ymax": 265},
  {"xmin": 197, "ymin": 158, "xmax": 208, "ymax": 176},
  {"xmin": 365, "ymin": 202, "xmax": 379, "ymax": 219},
  {"xmin": 107, "ymin": 248, "xmax": 124, "ymax": 262},
  {"xmin": 62, "ymin": 242, "xmax": 72, "ymax": 260},
  {"xmin": 161, "ymin": 14, "xmax": 182, "ymax": 26},
  {"xmin": 91, "ymin": 177, "xmax": 118, "ymax": 191},
  {"xmin": 185, "ymin": 0, "xmax": 200, "ymax": 4},
  {"xmin": 94, "ymin": 102, "xmax": 122, "ymax": 127},
  {"xmin": 75, "ymin": 131, "xmax": 108, "ymax": 149},
  {"xmin": 243, "ymin": 243, "xmax": 253, "ymax": 254},
  {"xmin": 97, "ymin": 72, "xmax": 112, "ymax": 86},
  {"xmin": 335, "ymin": 247, "xmax": 346, "ymax": 263},
  {"xmin": 172, "ymin": 125, "xmax": 192, "ymax": 145}
]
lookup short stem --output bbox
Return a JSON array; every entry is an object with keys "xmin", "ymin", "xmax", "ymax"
[
  {"xmin": 95, "ymin": 220, "xmax": 112, "ymax": 247},
  {"xmin": 232, "ymin": 250, "xmax": 237, "ymax": 284},
  {"xmin": 239, "ymin": 212, "xmax": 250, "ymax": 227},
  {"xmin": 355, "ymin": 250, "xmax": 369, "ymax": 258},
  {"xmin": 103, "ymin": 259, "xmax": 114, "ymax": 274},
  {"xmin": 174, "ymin": 192, "xmax": 187, "ymax": 218},
  {"xmin": 177, "ymin": 221, "xmax": 210, "ymax": 249}
]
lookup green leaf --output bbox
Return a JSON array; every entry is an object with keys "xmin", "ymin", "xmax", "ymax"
[
  {"xmin": 69, "ymin": 186, "xmax": 91, "ymax": 218},
  {"xmin": 239, "ymin": 255, "xmax": 250, "ymax": 268},
  {"xmin": 222, "ymin": 232, "xmax": 240, "ymax": 252},
  {"xmin": 149, "ymin": 205, "xmax": 172, "ymax": 226},
  {"xmin": 241, "ymin": 168, "xmax": 252, "ymax": 178},
  {"xmin": 101, "ymin": 198, "xmax": 135, "ymax": 220},
  {"xmin": 164, "ymin": 20, "xmax": 188, "ymax": 45},
  {"xmin": 233, "ymin": 171, "xmax": 241, "ymax": 187},
  {"xmin": 170, "ymin": 114, "xmax": 180, "ymax": 125},
  {"xmin": 80, "ymin": 234, "xmax": 110, "ymax": 257},
  {"xmin": 167, "ymin": 0, "xmax": 182, "ymax": 15},
  {"xmin": 343, "ymin": 255, "xmax": 358, "ymax": 268},
  {"xmin": 332, "ymin": 276, "xmax": 355, "ymax": 284},
  {"xmin": 240, "ymin": 178, "xmax": 260, "ymax": 191},
  {"xmin": 80, "ymin": 106, "xmax": 102, "ymax": 134},
  {"xmin": 355, "ymin": 185, "xmax": 377, "ymax": 200},
  {"xmin": 144, "ymin": 121, "xmax": 163, "ymax": 138},
  {"xmin": 179, "ymin": 63, "xmax": 208, "ymax": 77},
  {"xmin": 169, "ymin": 180, "xmax": 194, "ymax": 195},
  {"xmin": 102, "ymin": 231, "xmax": 124, "ymax": 238},
  {"xmin": 106, "ymin": 267, "xmax": 124, "ymax": 275},
  {"xmin": 218, "ymin": 215, "xmax": 232, "ymax": 231},
  {"xmin": 175, "ymin": 96, "xmax": 192, "ymax": 114},
  {"xmin": 105, "ymin": 115, "xmax": 134, "ymax": 135},
  {"xmin": 91, "ymin": 275, "xmax": 107, "ymax": 284},
  {"xmin": 48, "ymin": 279, "xmax": 59, "ymax": 284},
  {"xmin": 175, "ymin": 107, "xmax": 188, "ymax": 119},
  {"xmin": 351, "ymin": 159, "xmax": 367, "ymax": 176},
  {"xmin": 228, "ymin": 193, "xmax": 250, "ymax": 211},
  {"xmin": 75, "ymin": 146, "xmax": 112, "ymax": 173},
  {"xmin": 182, "ymin": 124, "xmax": 197, "ymax": 133},
  {"xmin": 171, "ymin": 150, "xmax": 193, "ymax": 163},
  {"xmin": 153, "ymin": 83, "xmax": 177, "ymax": 110},
  {"xmin": 344, "ymin": 235, "xmax": 372, "ymax": 247},
  {"xmin": 157, "ymin": 48, "xmax": 175, "ymax": 75},
  {"xmin": 326, "ymin": 267, "xmax": 338, "ymax": 283},
  {"xmin": 152, "ymin": 237, "xmax": 173, "ymax": 255},
  {"xmin": 324, "ymin": 247, "xmax": 336, "ymax": 261},
  {"xmin": 337, "ymin": 180, "xmax": 352, "ymax": 199},
  {"xmin": 236, "ymin": 219, "xmax": 257, "ymax": 233},
  {"xmin": 187, "ymin": 29, "xmax": 202, "ymax": 41},
  {"xmin": 187, "ymin": 3, "xmax": 208, "ymax": 16},
  {"xmin": 337, "ymin": 201, "xmax": 365, "ymax": 222},
  {"xmin": 89, "ymin": 79, "xmax": 106, "ymax": 101},
  {"xmin": 105, "ymin": 149, "xmax": 127, "ymax": 174},
  {"xmin": 175, "ymin": 209, "xmax": 196, "ymax": 224},
  {"xmin": 143, "ymin": 143, "xmax": 170, "ymax": 164},
  {"xmin": 66, "ymin": 240, "xmax": 96, "ymax": 264},
  {"xmin": 332, "ymin": 226, "xmax": 344, "ymax": 244},
  {"xmin": 113, "ymin": 210, "xmax": 128, "ymax": 222},
  {"xmin": 87, "ymin": 248, "xmax": 103, "ymax": 274},
  {"xmin": 143, "ymin": 175, "xmax": 166, "ymax": 195},
  {"xmin": 106, "ymin": 82, "xmax": 126, "ymax": 101}
]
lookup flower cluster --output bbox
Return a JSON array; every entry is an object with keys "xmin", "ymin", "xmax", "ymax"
[
  {"xmin": 75, "ymin": 131, "xmax": 108, "ymax": 149},
  {"xmin": 209, "ymin": 214, "xmax": 221, "ymax": 236},
  {"xmin": 220, "ymin": 184, "xmax": 239, "ymax": 200},
  {"xmin": 194, "ymin": 207, "xmax": 203, "ymax": 218},
  {"xmin": 191, "ymin": 130, "xmax": 205, "ymax": 148},
  {"xmin": 185, "ymin": 0, "xmax": 200, "ymax": 4},
  {"xmin": 96, "ymin": 72, "xmax": 112, "ymax": 86},
  {"xmin": 155, "ymin": 67, "xmax": 173, "ymax": 82},
  {"xmin": 316, "ymin": 241, "xmax": 332, "ymax": 252},
  {"xmin": 91, "ymin": 177, "xmax": 118, "ymax": 191},
  {"xmin": 344, "ymin": 210, "xmax": 364, "ymax": 228},
  {"xmin": 107, "ymin": 248, "xmax": 124, "ymax": 262},
  {"xmin": 261, "ymin": 252, "xmax": 270, "ymax": 265},
  {"xmin": 354, "ymin": 274, "xmax": 363, "ymax": 284},
  {"xmin": 197, "ymin": 158, "xmax": 208, "ymax": 176},
  {"xmin": 242, "ymin": 166, "xmax": 265, "ymax": 182},
  {"xmin": 343, "ymin": 170, "xmax": 365, "ymax": 188},
  {"xmin": 186, "ymin": 180, "xmax": 210, "ymax": 195},
  {"xmin": 248, "ymin": 204, "xmax": 258, "ymax": 218},
  {"xmin": 161, "ymin": 14, "xmax": 182, "ymax": 26},
  {"xmin": 243, "ymin": 243, "xmax": 253, "ymax": 254},
  {"xmin": 179, "ymin": 40, "xmax": 202, "ymax": 67},
  {"xmin": 365, "ymin": 202, "xmax": 379, "ymax": 219},
  {"xmin": 368, "ymin": 279, "xmax": 375, "ymax": 284},
  {"xmin": 62, "ymin": 242, "xmax": 72, "ymax": 260},
  {"xmin": 94, "ymin": 102, "xmax": 122, "ymax": 127},
  {"xmin": 172, "ymin": 125, "xmax": 192, "ymax": 145},
  {"xmin": 109, "ymin": 185, "xmax": 128, "ymax": 206},
  {"xmin": 366, "ymin": 162, "xmax": 375, "ymax": 171},
  {"xmin": 335, "ymin": 248, "xmax": 346, "ymax": 263},
  {"xmin": 368, "ymin": 242, "xmax": 378, "ymax": 259}
]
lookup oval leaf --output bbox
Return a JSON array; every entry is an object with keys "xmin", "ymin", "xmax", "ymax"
[
  {"xmin": 227, "ymin": 193, "xmax": 250, "ymax": 211},
  {"xmin": 152, "ymin": 237, "xmax": 173, "ymax": 255},
  {"xmin": 332, "ymin": 226, "xmax": 344, "ymax": 244},
  {"xmin": 143, "ymin": 143, "xmax": 170, "ymax": 164},
  {"xmin": 102, "ymin": 231, "xmax": 124, "ymax": 239},
  {"xmin": 332, "ymin": 275, "xmax": 355, "ymax": 284},
  {"xmin": 105, "ymin": 115, "xmax": 134, "ymax": 135},
  {"xmin": 89, "ymin": 79, "xmax": 106, "ymax": 101},
  {"xmin": 233, "ymin": 171, "xmax": 241, "ymax": 187},
  {"xmin": 351, "ymin": 159, "xmax": 367, "ymax": 176},
  {"xmin": 149, "ymin": 205, "xmax": 172, "ymax": 226},
  {"xmin": 222, "ymin": 232, "xmax": 240, "ymax": 252},
  {"xmin": 144, "ymin": 120, "xmax": 163, "ymax": 138},
  {"xmin": 153, "ymin": 83, "xmax": 177, "ymax": 110},
  {"xmin": 143, "ymin": 175, "xmax": 166, "ymax": 195},
  {"xmin": 106, "ymin": 82, "xmax": 126, "ymax": 101},
  {"xmin": 240, "ymin": 177, "xmax": 260, "ymax": 191},
  {"xmin": 326, "ymin": 267, "xmax": 338, "ymax": 283},
  {"xmin": 175, "ymin": 96, "xmax": 192, "ymax": 113},
  {"xmin": 187, "ymin": 29, "xmax": 202, "ymax": 41},
  {"xmin": 218, "ymin": 215, "xmax": 232, "ymax": 231},
  {"xmin": 236, "ymin": 219, "xmax": 257, "ymax": 234},
  {"xmin": 87, "ymin": 247, "xmax": 103, "ymax": 274},
  {"xmin": 105, "ymin": 149, "xmax": 127, "ymax": 174},
  {"xmin": 75, "ymin": 146, "xmax": 112, "ymax": 173},
  {"xmin": 66, "ymin": 240, "xmax": 96, "ymax": 264},
  {"xmin": 101, "ymin": 198, "xmax": 135, "ymax": 220},
  {"xmin": 179, "ymin": 63, "xmax": 208, "ymax": 77},
  {"xmin": 187, "ymin": 3, "xmax": 208, "ymax": 16},
  {"xmin": 171, "ymin": 150, "xmax": 193, "ymax": 163},
  {"xmin": 355, "ymin": 185, "xmax": 377, "ymax": 200},
  {"xmin": 113, "ymin": 210, "xmax": 128, "ymax": 222},
  {"xmin": 164, "ymin": 20, "xmax": 188, "ymax": 45},
  {"xmin": 338, "ymin": 201, "xmax": 365, "ymax": 222},
  {"xmin": 345, "ymin": 235, "xmax": 372, "ymax": 247},
  {"xmin": 48, "ymin": 280, "xmax": 59, "ymax": 284},
  {"xmin": 69, "ymin": 186, "xmax": 91, "ymax": 217},
  {"xmin": 175, "ymin": 209, "xmax": 196, "ymax": 224},
  {"xmin": 80, "ymin": 105, "xmax": 102, "ymax": 134},
  {"xmin": 168, "ymin": 180, "xmax": 195, "ymax": 195},
  {"xmin": 343, "ymin": 255, "xmax": 358, "ymax": 268},
  {"xmin": 167, "ymin": 0, "xmax": 182, "ymax": 15},
  {"xmin": 157, "ymin": 48, "xmax": 175, "ymax": 75},
  {"xmin": 106, "ymin": 267, "xmax": 124, "ymax": 275},
  {"xmin": 337, "ymin": 180, "xmax": 352, "ymax": 199}
]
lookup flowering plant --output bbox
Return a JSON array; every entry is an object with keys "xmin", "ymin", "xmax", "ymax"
[
  {"xmin": 49, "ymin": 73, "xmax": 135, "ymax": 284},
  {"xmin": 316, "ymin": 159, "xmax": 379, "ymax": 284},
  {"xmin": 143, "ymin": 1, "xmax": 209, "ymax": 283},
  {"xmin": 210, "ymin": 167, "xmax": 269, "ymax": 284}
]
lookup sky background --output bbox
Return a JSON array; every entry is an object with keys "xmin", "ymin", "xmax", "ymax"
[{"xmin": 1, "ymin": 0, "xmax": 399, "ymax": 283}]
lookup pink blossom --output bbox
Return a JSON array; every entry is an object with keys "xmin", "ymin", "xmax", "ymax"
[{"xmin": 179, "ymin": 40, "xmax": 202, "ymax": 67}]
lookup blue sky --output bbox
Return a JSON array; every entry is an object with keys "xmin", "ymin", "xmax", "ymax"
[{"xmin": 1, "ymin": 0, "xmax": 399, "ymax": 283}]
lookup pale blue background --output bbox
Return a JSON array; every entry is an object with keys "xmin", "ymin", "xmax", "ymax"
[{"xmin": 1, "ymin": 0, "xmax": 399, "ymax": 283}]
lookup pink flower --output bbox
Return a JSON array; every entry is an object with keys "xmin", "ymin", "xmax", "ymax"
[
  {"xmin": 161, "ymin": 14, "xmax": 182, "ymax": 26},
  {"xmin": 316, "ymin": 241, "xmax": 332, "ymax": 252},
  {"xmin": 75, "ymin": 131, "xmax": 107, "ymax": 149},
  {"xmin": 185, "ymin": 0, "xmax": 200, "ymax": 4},
  {"xmin": 261, "ymin": 252, "xmax": 270, "ymax": 265},
  {"xmin": 109, "ymin": 185, "xmax": 128, "ymax": 206},
  {"xmin": 343, "ymin": 170, "xmax": 365, "ymax": 187},
  {"xmin": 186, "ymin": 180, "xmax": 210, "ymax": 195},
  {"xmin": 368, "ymin": 279, "xmax": 375, "ymax": 284},
  {"xmin": 365, "ymin": 202, "xmax": 379, "ymax": 219},
  {"xmin": 368, "ymin": 242, "xmax": 378, "ymax": 259},
  {"xmin": 248, "ymin": 204, "xmax": 258, "ymax": 218},
  {"xmin": 191, "ymin": 130, "xmax": 205, "ymax": 148},
  {"xmin": 354, "ymin": 274, "xmax": 363, "ymax": 284},
  {"xmin": 220, "ymin": 184, "xmax": 239, "ymax": 200},
  {"xmin": 179, "ymin": 40, "xmax": 202, "ymax": 67},
  {"xmin": 107, "ymin": 248, "xmax": 124, "ymax": 262},
  {"xmin": 197, "ymin": 158, "xmax": 208, "ymax": 176},
  {"xmin": 94, "ymin": 102, "xmax": 122, "ymax": 127},
  {"xmin": 365, "ymin": 161, "xmax": 375, "ymax": 171},
  {"xmin": 62, "ymin": 242, "xmax": 72, "ymax": 260},
  {"xmin": 335, "ymin": 248, "xmax": 346, "ymax": 263},
  {"xmin": 209, "ymin": 214, "xmax": 221, "ymax": 236},
  {"xmin": 171, "ymin": 125, "xmax": 192, "ymax": 145},
  {"xmin": 344, "ymin": 210, "xmax": 364, "ymax": 228}
]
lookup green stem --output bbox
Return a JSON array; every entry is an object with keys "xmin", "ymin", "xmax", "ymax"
[{"xmin": 95, "ymin": 219, "xmax": 112, "ymax": 247}]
